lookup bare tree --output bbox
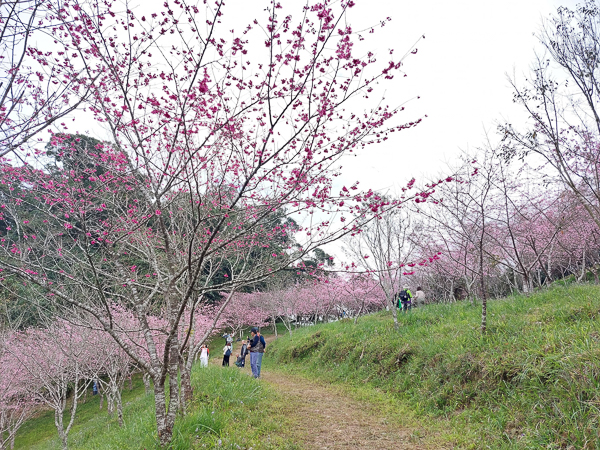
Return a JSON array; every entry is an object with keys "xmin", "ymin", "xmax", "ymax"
[
  {"xmin": 345, "ymin": 207, "xmax": 416, "ymax": 330},
  {"xmin": 424, "ymin": 151, "xmax": 500, "ymax": 333},
  {"xmin": 502, "ymin": 0, "xmax": 600, "ymax": 231}
]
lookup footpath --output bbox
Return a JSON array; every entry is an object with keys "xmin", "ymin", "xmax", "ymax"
[
  {"xmin": 224, "ymin": 334, "xmax": 431, "ymax": 450},
  {"xmin": 261, "ymin": 369, "xmax": 426, "ymax": 450}
]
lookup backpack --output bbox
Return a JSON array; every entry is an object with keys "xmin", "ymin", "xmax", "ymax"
[
  {"xmin": 225, "ymin": 348, "xmax": 231, "ymax": 357},
  {"xmin": 398, "ymin": 290, "xmax": 410, "ymax": 303}
]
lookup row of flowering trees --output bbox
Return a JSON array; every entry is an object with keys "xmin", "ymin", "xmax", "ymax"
[
  {"xmin": 0, "ymin": 274, "xmax": 384, "ymax": 449},
  {"xmin": 0, "ymin": 303, "xmax": 232, "ymax": 450},
  {"xmin": 0, "ymin": 318, "xmax": 129, "ymax": 450},
  {"xmin": 375, "ymin": 147, "xmax": 600, "ymax": 310},
  {"xmin": 224, "ymin": 275, "xmax": 386, "ymax": 337}
]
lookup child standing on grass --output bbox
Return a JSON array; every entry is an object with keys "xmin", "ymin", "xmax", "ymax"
[{"xmin": 222, "ymin": 342, "xmax": 232, "ymax": 366}]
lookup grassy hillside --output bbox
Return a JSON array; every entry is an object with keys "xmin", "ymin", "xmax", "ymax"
[
  {"xmin": 265, "ymin": 284, "xmax": 600, "ymax": 449},
  {"xmin": 14, "ymin": 361, "xmax": 298, "ymax": 450}
]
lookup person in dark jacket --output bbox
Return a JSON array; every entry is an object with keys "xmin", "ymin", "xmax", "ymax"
[
  {"xmin": 257, "ymin": 330, "xmax": 266, "ymax": 377},
  {"xmin": 398, "ymin": 286, "xmax": 413, "ymax": 313},
  {"xmin": 247, "ymin": 327, "xmax": 266, "ymax": 378},
  {"xmin": 235, "ymin": 340, "xmax": 248, "ymax": 367},
  {"xmin": 222, "ymin": 342, "xmax": 232, "ymax": 366}
]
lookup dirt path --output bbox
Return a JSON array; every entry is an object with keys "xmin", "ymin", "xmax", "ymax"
[
  {"xmin": 218, "ymin": 335, "xmax": 429, "ymax": 449},
  {"xmin": 261, "ymin": 370, "xmax": 426, "ymax": 450},
  {"xmin": 256, "ymin": 334, "xmax": 427, "ymax": 449}
]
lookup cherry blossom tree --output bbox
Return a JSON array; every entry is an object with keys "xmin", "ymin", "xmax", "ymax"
[
  {"xmin": 0, "ymin": 331, "xmax": 33, "ymax": 450},
  {"xmin": 0, "ymin": 1, "xmax": 426, "ymax": 443},
  {"xmin": 334, "ymin": 275, "xmax": 383, "ymax": 323},
  {"xmin": 78, "ymin": 321, "xmax": 132, "ymax": 427},
  {"xmin": 6, "ymin": 321, "xmax": 96, "ymax": 450},
  {"xmin": 0, "ymin": 0, "xmax": 95, "ymax": 158},
  {"xmin": 221, "ymin": 292, "xmax": 268, "ymax": 340},
  {"xmin": 344, "ymin": 207, "xmax": 417, "ymax": 329}
]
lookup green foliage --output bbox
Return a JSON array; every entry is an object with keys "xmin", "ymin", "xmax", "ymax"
[
  {"xmin": 266, "ymin": 284, "xmax": 600, "ymax": 449},
  {"xmin": 14, "ymin": 367, "xmax": 297, "ymax": 449}
]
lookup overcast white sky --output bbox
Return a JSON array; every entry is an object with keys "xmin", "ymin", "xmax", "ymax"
[
  {"xmin": 66, "ymin": 0, "xmax": 579, "ymax": 192},
  {"xmin": 47, "ymin": 0, "xmax": 582, "ymax": 262},
  {"xmin": 334, "ymin": 0, "xmax": 580, "ymax": 192}
]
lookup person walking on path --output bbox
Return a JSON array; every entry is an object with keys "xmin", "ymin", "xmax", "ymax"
[
  {"xmin": 200, "ymin": 344, "xmax": 209, "ymax": 367},
  {"xmin": 222, "ymin": 342, "xmax": 232, "ymax": 366},
  {"xmin": 247, "ymin": 327, "xmax": 266, "ymax": 378},
  {"xmin": 414, "ymin": 286, "xmax": 426, "ymax": 307},
  {"xmin": 398, "ymin": 286, "xmax": 413, "ymax": 313}
]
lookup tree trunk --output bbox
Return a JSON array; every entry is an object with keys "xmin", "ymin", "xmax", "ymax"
[
  {"xmin": 579, "ymin": 248, "xmax": 587, "ymax": 282},
  {"xmin": 179, "ymin": 360, "xmax": 193, "ymax": 415},
  {"xmin": 390, "ymin": 294, "xmax": 399, "ymax": 330},
  {"xmin": 115, "ymin": 389, "xmax": 124, "ymax": 427},
  {"xmin": 152, "ymin": 329, "xmax": 182, "ymax": 446},
  {"xmin": 107, "ymin": 393, "xmax": 114, "ymax": 417},
  {"xmin": 479, "ymin": 227, "xmax": 487, "ymax": 335},
  {"xmin": 165, "ymin": 343, "xmax": 180, "ymax": 432},
  {"xmin": 521, "ymin": 272, "xmax": 532, "ymax": 294},
  {"xmin": 286, "ymin": 319, "xmax": 292, "ymax": 336},
  {"xmin": 479, "ymin": 263, "xmax": 488, "ymax": 334},
  {"xmin": 153, "ymin": 381, "xmax": 173, "ymax": 447},
  {"xmin": 353, "ymin": 302, "xmax": 364, "ymax": 325},
  {"xmin": 54, "ymin": 407, "xmax": 68, "ymax": 450},
  {"xmin": 481, "ymin": 290, "xmax": 487, "ymax": 335},
  {"xmin": 59, "ymin": 431, "xmax": 68, "ymax": 450},
  {"xmin": 143, "ymin": 372, "xmax": 151, "ymax": 395}
]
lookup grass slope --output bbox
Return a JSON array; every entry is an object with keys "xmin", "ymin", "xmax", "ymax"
[
  {"xmin": 265, "ymin": 284, "xmax": 600, "ymax": 449},
  {"xmin": 15, "ymin": 364, "xmax": 298, "ymax": 450}
]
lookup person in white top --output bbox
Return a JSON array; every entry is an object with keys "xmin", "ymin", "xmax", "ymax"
[
  {"xmin": 414, "ymin": 286, "xmax": 426, "ymax": 307},
  {"xmin": 200, "ymin": 344, "xmax": 209, "ymax": 367}
]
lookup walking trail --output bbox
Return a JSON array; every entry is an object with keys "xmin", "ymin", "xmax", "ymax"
[
  {"xmin": 237, "ymin": 335, "xmax": 429, "ymax": 450},
  {"xmin": 260, "ymin": 370, "xmax": 426, "ymax": 450}
]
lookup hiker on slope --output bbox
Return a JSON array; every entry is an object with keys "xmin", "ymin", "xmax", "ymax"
[{"xmin": 398, "ymin": 286, "xmax": 413, "ymax": 313}]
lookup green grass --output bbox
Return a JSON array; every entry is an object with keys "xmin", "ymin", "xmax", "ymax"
[
  {"xmin": 15, "ymin": 365, "xmax": 298, "ymax": 450},
  {"xmin": 265, "ymin": 283, "xmax": 600, "ymax": 449}
]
